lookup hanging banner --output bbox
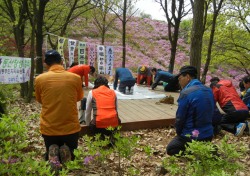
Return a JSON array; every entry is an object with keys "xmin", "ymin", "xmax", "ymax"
[
  {"xmin": 68, "ymin": 39, "xmax": 77, "ymax": 66},
  {"xmin": 78, "ymin": 42, "xmax": 87, "ymax": 65},
  {"xmin": 0, "ymin": 56, "xmax": 31, "ymax": 84},
  {"xmin": 57, "ymin": 37, "xmax": 66, "ymax": 66},
  {"xmin": 106, "ymin": 46, "xmax": 114, "ymax": 75},
  {"xmin": 88, "ymin": 44, "xmax": 96, "ymax": 67},
  {"xmin": 97, "ymin": 45, "xmax": 105, "ymax": 74}
]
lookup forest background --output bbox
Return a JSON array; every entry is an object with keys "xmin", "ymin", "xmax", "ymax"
[{"xmin": 0, "ymin": 0, "xmax": 249, "ymax": 102}]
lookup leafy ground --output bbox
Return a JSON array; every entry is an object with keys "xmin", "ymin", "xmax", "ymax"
[{"xmin": 12, "ymin": 97, "xmax": 250, "ymax": 176}]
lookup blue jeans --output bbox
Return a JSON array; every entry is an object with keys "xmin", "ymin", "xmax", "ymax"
[{"xmin": 118, "ymin": 80, "xmax": 136, "ymax": 93}]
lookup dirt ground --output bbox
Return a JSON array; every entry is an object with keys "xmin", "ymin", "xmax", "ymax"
[{"xmin": 13, "ymin": 98, "xmax": 250, "ymax": 176}]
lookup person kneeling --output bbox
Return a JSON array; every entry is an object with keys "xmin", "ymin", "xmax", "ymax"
[{"xmin": 85, "ymin": 76, "xmax": 121, "ymax": 142}]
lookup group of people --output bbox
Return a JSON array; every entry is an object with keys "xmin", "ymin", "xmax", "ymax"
[
  {"xmin": 167, "ymin": 66, "xmax": 250, "ymax": 156},
  {"xmin": 137, "ymin": 66, "xmax": 180, "ymax": 92},
  {"xmin": 35, "ymin": 50, "xmax": 250, "ymax": 172}
]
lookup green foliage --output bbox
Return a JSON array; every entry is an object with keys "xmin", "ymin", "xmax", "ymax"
[
  {"xmin": 0, "ymin": 112, "xmax": 52, "ymax": 176},
  {"xmin": 162, "ymin": 136, "xmax": 246, "ymax": 176},
  {"xmin": 0, "ymin": 84, "xmax": 20, "ymax": 116},
  {"xmin": 139, "ymin": 12, "xmax": 152, "ymax": 19},
  {"xmin": 201, "ymin": 3, "xmax": 250, "ymax": 74},
  {"xmin": 62, "ymin": 127, "xmax": 143, "ymax": 175},
  {"xmin": 179, "ymin": 19, "xmax": 192, "ymax": 43}
]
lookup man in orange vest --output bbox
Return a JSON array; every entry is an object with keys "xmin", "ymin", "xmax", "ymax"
[
  {"xmin": 68, "ymin": 64, "xmax": 95, "ymax": 89},
  {"xmin": 85, "ymin": 76, "xmax": 121, "ymax": 138}
]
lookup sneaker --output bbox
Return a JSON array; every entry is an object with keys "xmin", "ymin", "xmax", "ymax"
[
  {"xmin": 48, "ymin": 144, "xmax": 61, "ymax": 174},
  {"xmin": 59, "ymin": 144, "xmax": 72, "ymax": 164},
  {"xmin": 245, "ymin": 121, "xmax": 250, "ymax": 135},
  {"xmin": 235, "ymin": 123, "xmax": 246, "ymax": 137}
]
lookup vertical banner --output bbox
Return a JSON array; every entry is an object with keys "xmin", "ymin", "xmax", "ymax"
[
  {"xmin": 57, "ymin": 37, "xmax": 66, "ymax": 67},
  {"xmin": 106, "ymin": 46, "xmax": 114, "ymax": 75},
  {"xmin": 88, "ymin": 44, "xmax": 96, "ymax": 67},
  {"xmin": 68, "ymin": 39, "xmax": 77, "ymax": 66},
  {"xmin": 78, "ymin": 42, "xmax": 86, "ymax": 64},
  {"xmin": 97, "ymin": 45, "xmax": 105, "ymax": 74},
  {"xmin": 0, "ymin": 56, "xmax": 31, "ymax": 84}
]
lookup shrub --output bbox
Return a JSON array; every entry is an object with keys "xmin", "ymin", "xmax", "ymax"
[
  {"xmin": 0, "ymin": 111, "xmax": 52, "ymax": 175},
  {"xmin": 162, "ymin": 135, "xmax": 246, "ymax": 176}
]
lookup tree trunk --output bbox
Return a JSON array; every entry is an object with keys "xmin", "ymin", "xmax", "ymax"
[
  {"xmin": 26, "ymin": 0, "xmax": 37, "ymax": 103},
  {"xmin": 122, "ymin": 0, "xmax": 127, "ymax": 68},
  {"xmin": 201, "ymin": 0, "xmax": 224, "ymax": 84},
  {"xmin": 190, "ymin": 0, "xmax": 205, "ymax": 79},
  {"xmin": 36, "ymin": 0, "xmax": 49, "ymax": 74},
  {"xmin": 201, "ymin": 13, "xmax": 217, "ymax": 84},
  {"xmin": 169, "ymin": 19, "xmax": 181, "ymax": 73},
  {"xmin": 167, "ymin": 0, "xmax": 184, "ymax": 74}
]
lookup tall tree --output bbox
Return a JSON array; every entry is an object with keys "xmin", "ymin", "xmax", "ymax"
[
  {"xmin": 35, "ymin": 0, "xmax": 49, "ymax": 74},
  {"xmin": 156, "ymin": 0, "xmax": 191, "ymax": 73},
  {"xmin": 45, "ymin": 0, "xmax": 96, "ymax": 48},
  {"xmin": 111, "ymin": 0, "xmax": 138, "ymax": 67},
  {"xmin": 0, "ymin": 0, "xmax": 30, "ymax": 98},
  {"xmin": 189, "ymin": 0, "xmax": 205, "ymax": 79},
  {"xmin": 206, "ymin": 16, "xmax": 250, "ymax": 75},
  {"xmin": 226, "ymin": 0, "xmax": 249, "ymax": 33},
  {"xmin": 92, "ymin": 0, "xmax": 118, "ymax": 45},
  {"xmin": 26, "ymin": 0, "xmax": 37, "ymax": 103},
  {"xmin": 201, "ymin": 0, "xmax": 224, "ymax": 84}
]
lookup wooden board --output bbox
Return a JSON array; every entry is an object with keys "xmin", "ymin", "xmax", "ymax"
[{"xmin": 80, "ymin": 91, "xmax": 180, "ymax": 135}]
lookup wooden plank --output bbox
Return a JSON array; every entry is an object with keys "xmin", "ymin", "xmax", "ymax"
[
  {"xmin": 79, "ymin": 88, "xmax": 180, "ymax": 135},
  {"xmin": 80, "ymin": 118, "xmax": 175, "ymax": 135}
]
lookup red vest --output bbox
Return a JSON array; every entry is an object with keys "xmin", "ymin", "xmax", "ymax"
[{"xmin": 92, "ymin": 86, "xmax": 119, "ymax": 128}]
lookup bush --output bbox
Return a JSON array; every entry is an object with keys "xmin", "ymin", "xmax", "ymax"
[
  {"xmin": 0, "ymin": 111, "xmax": 52, "ymax": 175},
  {"xmin": 162, "ymin": 135, "xmax": 247, "ymax": 176}
]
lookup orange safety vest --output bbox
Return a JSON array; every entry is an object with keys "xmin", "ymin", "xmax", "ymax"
[{"xmin": 92, "ymin": 86, "xmax": 119, "ymax": 128}]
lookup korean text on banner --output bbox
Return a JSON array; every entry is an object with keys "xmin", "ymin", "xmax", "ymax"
[
  {"xmin": 57, "ymin": 37, "xmax": 66, "ymax": 65},
  {"xmin": 78, "ymin": 42, "xmax": 86, "ymax": 64},
  {"xmin": 68, "ymin": 39, "xmax": 77, "ymax": 66},
  {"xmin": 97, "ymin": 45, "xmax": 105, "ymax": 74},
  {"xmin": 0, "ymin": 56, "xmax": 31, "ymax": 84},
  {"xmin": 106, "ymin": 46, "xmax": 114, "ymax": 75},
  {"xmin": 88, "ymin": 44, "xmax": 96, "ymax": 67}
]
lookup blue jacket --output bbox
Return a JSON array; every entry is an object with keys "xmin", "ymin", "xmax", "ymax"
[
  {"xmin": 113, "ymin": 68, "xmax": 135, "ymax": 90},
  {"xmin": 151, "ymin": 71, "xmax": 174, "ymax": 89},
  {"xmin": 242, "ymin": 88, "xmax": 250, "ymax": 110},
  {"xmin": 176, "ymin": 79, "xmax": 214, "ymax": 139}
]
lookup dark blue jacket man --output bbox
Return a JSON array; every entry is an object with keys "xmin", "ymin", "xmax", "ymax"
[
  {"xmin": 150, "ymin": 69, "xmax": 179, "ymax": 91},
  {"xmin": 113, "ymin": 68, "xmax": 136, "ymax": 94},
  {"xmin": 166, "ymin": 66, "xmax": 215, "ymax": 156}
]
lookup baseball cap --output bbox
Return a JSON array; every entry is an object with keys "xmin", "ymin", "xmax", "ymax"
[
  {"xmin": 140, "ymin": 66, "xmax": 146, "ymax": 73},
  {"xmin": 44, "ymin": 50, "xmax": 61, "ymax": 64}
]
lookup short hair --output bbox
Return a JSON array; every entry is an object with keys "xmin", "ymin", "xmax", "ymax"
[
  {"xmin": 90, "ymin": 66, "xmax": 95, "ymax": 74},
  {"xmin": 177, "ymin": 65, "xmax": 197, "ymax": 79},
  {"xmin": 93, "ymin": 76, "xmax": 109, "ymax": 89},
  {"xmin": 210, "ymin": 77, "xmax": 220, "ymax": 88},
  {"xmin": 151, "ymin": 68, "xmax": 157, "ymax": 72},
  {"xmin": 239, "ymin": 80, "xmax": 245, "ymax": 92},
  {"xmin": 70, "ymin": 62, "xmax": 79, "ymax": 68},
  {"xmin": 210, "ymin": 77, "xmax": 220, "ymax": 83},
  {"xmin": 44, "ymin": 50, "xmax": 61, "ymax": 66},
  {"xmin": 243, "ymin": 75, "xmax": 250, "ymax": 84}
]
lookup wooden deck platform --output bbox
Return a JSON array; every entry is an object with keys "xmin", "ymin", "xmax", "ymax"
[{"xmin": 80, "ymin": 87, "xmax": 180, "ymax": 134}]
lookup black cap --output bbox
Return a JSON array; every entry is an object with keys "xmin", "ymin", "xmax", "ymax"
[
  {"xmin": 45, "ymin": 50, "xmax": 61, "ymax": 65},
  {"xmin": 176, "ymin": 66, "xmax": 197, "ymax": 78}
]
